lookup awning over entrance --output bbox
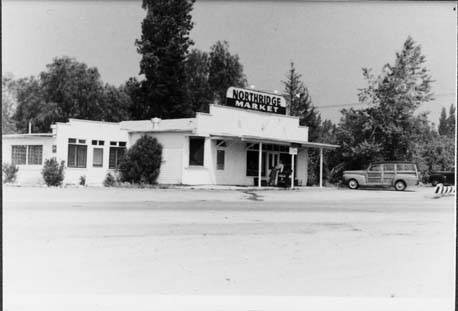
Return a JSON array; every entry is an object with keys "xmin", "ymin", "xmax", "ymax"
[
  {"xmin": 210, "ymin": 134, "xmax": 339, "ymax": 150},
  {"xmin": 210, "ymin": 133, "xmax": 339, "ymax": 188}
]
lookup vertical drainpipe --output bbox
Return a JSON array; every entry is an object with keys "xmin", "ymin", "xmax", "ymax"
[{"xmin": 258, "ymin": 142, "xmax": 263, "ymax": 188}]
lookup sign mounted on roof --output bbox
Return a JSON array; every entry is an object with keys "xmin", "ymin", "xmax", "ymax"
[{"xmin": 226, "ymin": 87, "xmax": 286, "ymax": 115}]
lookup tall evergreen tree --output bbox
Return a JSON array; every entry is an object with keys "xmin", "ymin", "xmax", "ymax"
[
  {"xmin": 438, "ymin": 107, "xmax": 448, "ymax": 135},
  {"xmin": 136, "ymin": 0, "xmax": 195, "ymax": 119},
  {"xmin": 282, "ymin": 62, "xmax": 320, "ymax": 139},
  {"xmin": 447, "ymin": 104, "xmax": 456, "ymax": 137}
]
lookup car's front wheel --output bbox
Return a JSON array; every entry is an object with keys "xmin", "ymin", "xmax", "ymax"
[
  {"xmin": 348, "ymin": 179, "xmax": 359, "ymax": 189},
  {"xmin": 394, "ymin": 180, "xmax": 406, "ymax": 191}
]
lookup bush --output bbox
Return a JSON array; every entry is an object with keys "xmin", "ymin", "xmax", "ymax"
[
  {"xmin": 103, "ymin": 172, "xmax": 116, "ymax": 187},
  {"xmin": 42, "ymin": 158, "xmax": 65, "ymax": 186},
  {"xmin": 119, "ymin": 135, "xmax": 163, "ymax": 184},
  {"xmin": 2, "ymin": 163, "xmax": 19, "ymax": 183},
  {"xmin": 79, "ymin": 175, "xmax": 86, "ymax": 186}
]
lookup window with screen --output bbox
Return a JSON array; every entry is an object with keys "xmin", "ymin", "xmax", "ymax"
[
  {"xmin": 27, "ymin": 145, "xmax": 43, "ymax": 165},
  {"xmin": 189, "ymin": 137, "xmax": 205, "ymax": 166},
  {"xmin": 93, "ymin": 148, "xmax": 103, "ymax": 167},
  {"xmin": 109, "ymin": 147, "xmax": 125, "ymax": 169},
  {"xmin": 12, "ymin": 145, "xmax": 27, "ymax": 165},
  {"xmin": 68, "ymin": 144, "xmax": 87, "ymax": 168},
  {"xmin": 216, "ymin": 150, "xmax": 225, "ymax": 170}
]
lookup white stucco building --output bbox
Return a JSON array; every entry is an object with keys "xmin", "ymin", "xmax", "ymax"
[{"xmin": 2, "ymin": 103, "xmax": 338, "ymax": 187}]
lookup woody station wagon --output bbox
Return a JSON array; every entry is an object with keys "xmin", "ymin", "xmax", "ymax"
[{"xmin": 343, "ymin": 162, "xmax": 419, "ymax": 191}]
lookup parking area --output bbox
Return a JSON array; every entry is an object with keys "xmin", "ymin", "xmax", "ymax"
[{"xmin": 3, "ymin": 186, "xmax": 456, "ymax": 310}]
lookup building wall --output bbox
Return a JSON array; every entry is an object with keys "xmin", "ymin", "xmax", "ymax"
[
  {"xmin": 53, "ymin": 119, "xmax": 129, "ymax": 186},
  {"xmin": 129, "ymin": 132, "xmax": 188, "ymax": 184},
  {"xmin": 2, "ymin": 136, "xmax": 55, "ymax": 185},
  {"xmin": 196, "ymin": 105, "xmax": 309, "ymax": 143}
]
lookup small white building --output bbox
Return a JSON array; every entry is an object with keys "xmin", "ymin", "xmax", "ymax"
[{"xmin": 2, "ymin": 89, "xmax": 338, "ymax": 186}]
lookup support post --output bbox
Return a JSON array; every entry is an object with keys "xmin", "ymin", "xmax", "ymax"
[
  {"xmin": 291, "ymin": 153, "xmax": 295, "ymax": 188},
  {"xmin": 258, "ymin": 142, "xmax": 263, "ymax": 188},
  {"xmin": 319, "ymin": 148, "xmax": 323, "ymax": 188}
]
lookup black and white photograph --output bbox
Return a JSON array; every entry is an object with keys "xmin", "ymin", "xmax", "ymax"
[{"xmin": 2, "ymin": 1, "xmax": 456, "ymax": 310}]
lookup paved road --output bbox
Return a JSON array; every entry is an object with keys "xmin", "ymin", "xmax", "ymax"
[{"xmin": 3, "ymin": 187, "xmax": 455, "ymax": 310}]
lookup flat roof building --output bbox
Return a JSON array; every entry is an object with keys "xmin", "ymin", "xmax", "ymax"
[{"xmin": 2, "ymin": 90, "xmax": 338, "ymax": 187}]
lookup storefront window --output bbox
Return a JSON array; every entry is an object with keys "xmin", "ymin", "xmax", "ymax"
[
  {"xmin": 246, "ymin": 150, "xmax": 266, "ymax": 176},
  {"xmin": 189, "ymin": 137, "xmax": 205, "ymax": 166}
]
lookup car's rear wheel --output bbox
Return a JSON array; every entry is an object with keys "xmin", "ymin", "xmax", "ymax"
[
  {"xmin": 394, "ymin": 180, "xmax": 406, "ymax": 191},
  {"xmin": 348, "ymin": 179, "xmax": 359, "ymax": 189}
]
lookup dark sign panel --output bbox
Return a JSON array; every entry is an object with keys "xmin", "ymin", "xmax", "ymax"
[{"xmin": 226, "ymin": 87, "xmax": 286, "ymax": 115}]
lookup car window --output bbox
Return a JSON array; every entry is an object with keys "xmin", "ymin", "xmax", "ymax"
[
  {"xmin": 396, "ymin": 163, "xmax": 415, "ymax": 171},
  {"xmin": 369, "ymin": 164, "xmax": 382, "ymax": 171},
  {"xmin": 384, "ymin": 163, "xmax": 395, "ymax": 172}
]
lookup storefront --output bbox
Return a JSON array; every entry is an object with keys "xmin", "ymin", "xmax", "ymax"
[{"xmin": 2, "ymin": 87, "xmax": 338, "ymax": 186}]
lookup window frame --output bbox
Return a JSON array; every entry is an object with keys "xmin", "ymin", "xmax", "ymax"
[
  {"xmin": 108, "ymin": 146, "xmax": 126, "ymax": 169},
  {"xmin": 189, "ymin": 137, "xmax": 205, "ymax": 167},
  {"xmin": 11, "ymin": 145, "xmax": 27, "ymax": 165},
  {"xmin": 27, "ymin": 145, "xmax": 43, "ymax": 165},
  {"xmin": 92, "ymin": 147, "xmax": 104, "ymax": 168},
  {"xmin": 68, "ymin": 143, "xmax": 88, "ymax": 168}
]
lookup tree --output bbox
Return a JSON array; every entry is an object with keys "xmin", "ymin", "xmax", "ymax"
[
  {"xmin": 13, "ymin": 57, "xmax": 131, "ymax": 133},
  {"xmin": 282, "ymin": 62, "xmax": 320, "ymax": 139},
  {"xmin": 337, "ymin": 36, "xmax": 434, "ymax": 168},
  {"xmin": 2, "ymin": 74, "xmax": 18, "ymax": 134},
  {"xmin": 448, "ymin": 104, "xmax": 456, "ymax": 136},
  {"xmin": 135, "ymin": 0, "xmax": 195, "ymax": 119},
  {"xmin": 119, "ymin": 135, "xmax": 163, "ymax": 184},
  {"xmin": 281, "ymin": 62, "xmax": 322, "ymax": 184},
  {"xmin": 208, "ymin": 41, "xmax": 247, "ymax": 104},
  {"xmin": 185, "ymin": 49, "xmax": 212, "ymax": 113},
  {"xmin": 438, "ymin": 107, "xmax": 448, "ymax": 135}
]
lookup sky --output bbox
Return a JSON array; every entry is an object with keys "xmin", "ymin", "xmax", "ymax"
[{"xmin": 2, "ymin": 1, "xmax": 456, "ymax": 123}]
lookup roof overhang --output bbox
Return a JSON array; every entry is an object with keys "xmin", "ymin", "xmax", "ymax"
[
  {"xmin": 126, "ymin": 129, "xmax": 194, "ymax": 134},
  {"xmin": 210, "ymin": 134, "xmax": 339, "ymax": 149},
  {"xmin": 2, "ymin": 133, "xmax": 55, "ymax": 138}
]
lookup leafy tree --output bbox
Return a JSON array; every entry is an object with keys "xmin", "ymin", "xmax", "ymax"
[
  {"xmin": 208, "ymin": 41, "xmax": 247, "ymax": 104},
  {"xmin": 135, "ymin": 0, "xmax": 195, "ymax": 119},
  {"xmin": 2, "ymin": 74, "xmax": 18, "ymax": 134},
  {"xmin": 119, "ymin": 135, "xmax": 163, "ymax": 184},
  {"xmin": 439, "ymin": 104, "xmax": 456, "ymax": 137},
  {"xmin": 282, "ymin": 62, "xmax": 320, "ymax": 139},
  {"xmin": 337, "ymin": 36, "xmax": 434, "ymax": 169},
  {"xmin": 13, "ymin": 57, "xmax": 131, "ymax": 133},
  {"xmin": 185, "ymin": 49, "xmax": 212, "ymax": 113}
]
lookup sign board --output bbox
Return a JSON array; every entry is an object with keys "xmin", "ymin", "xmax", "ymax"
[
  {"xmin": 226, "ymin": 87, "xmax": 286, "ymax": 115},
  {"xmin": 289, "ymin": 147, "xmax": 298, "ymax": 155}
]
